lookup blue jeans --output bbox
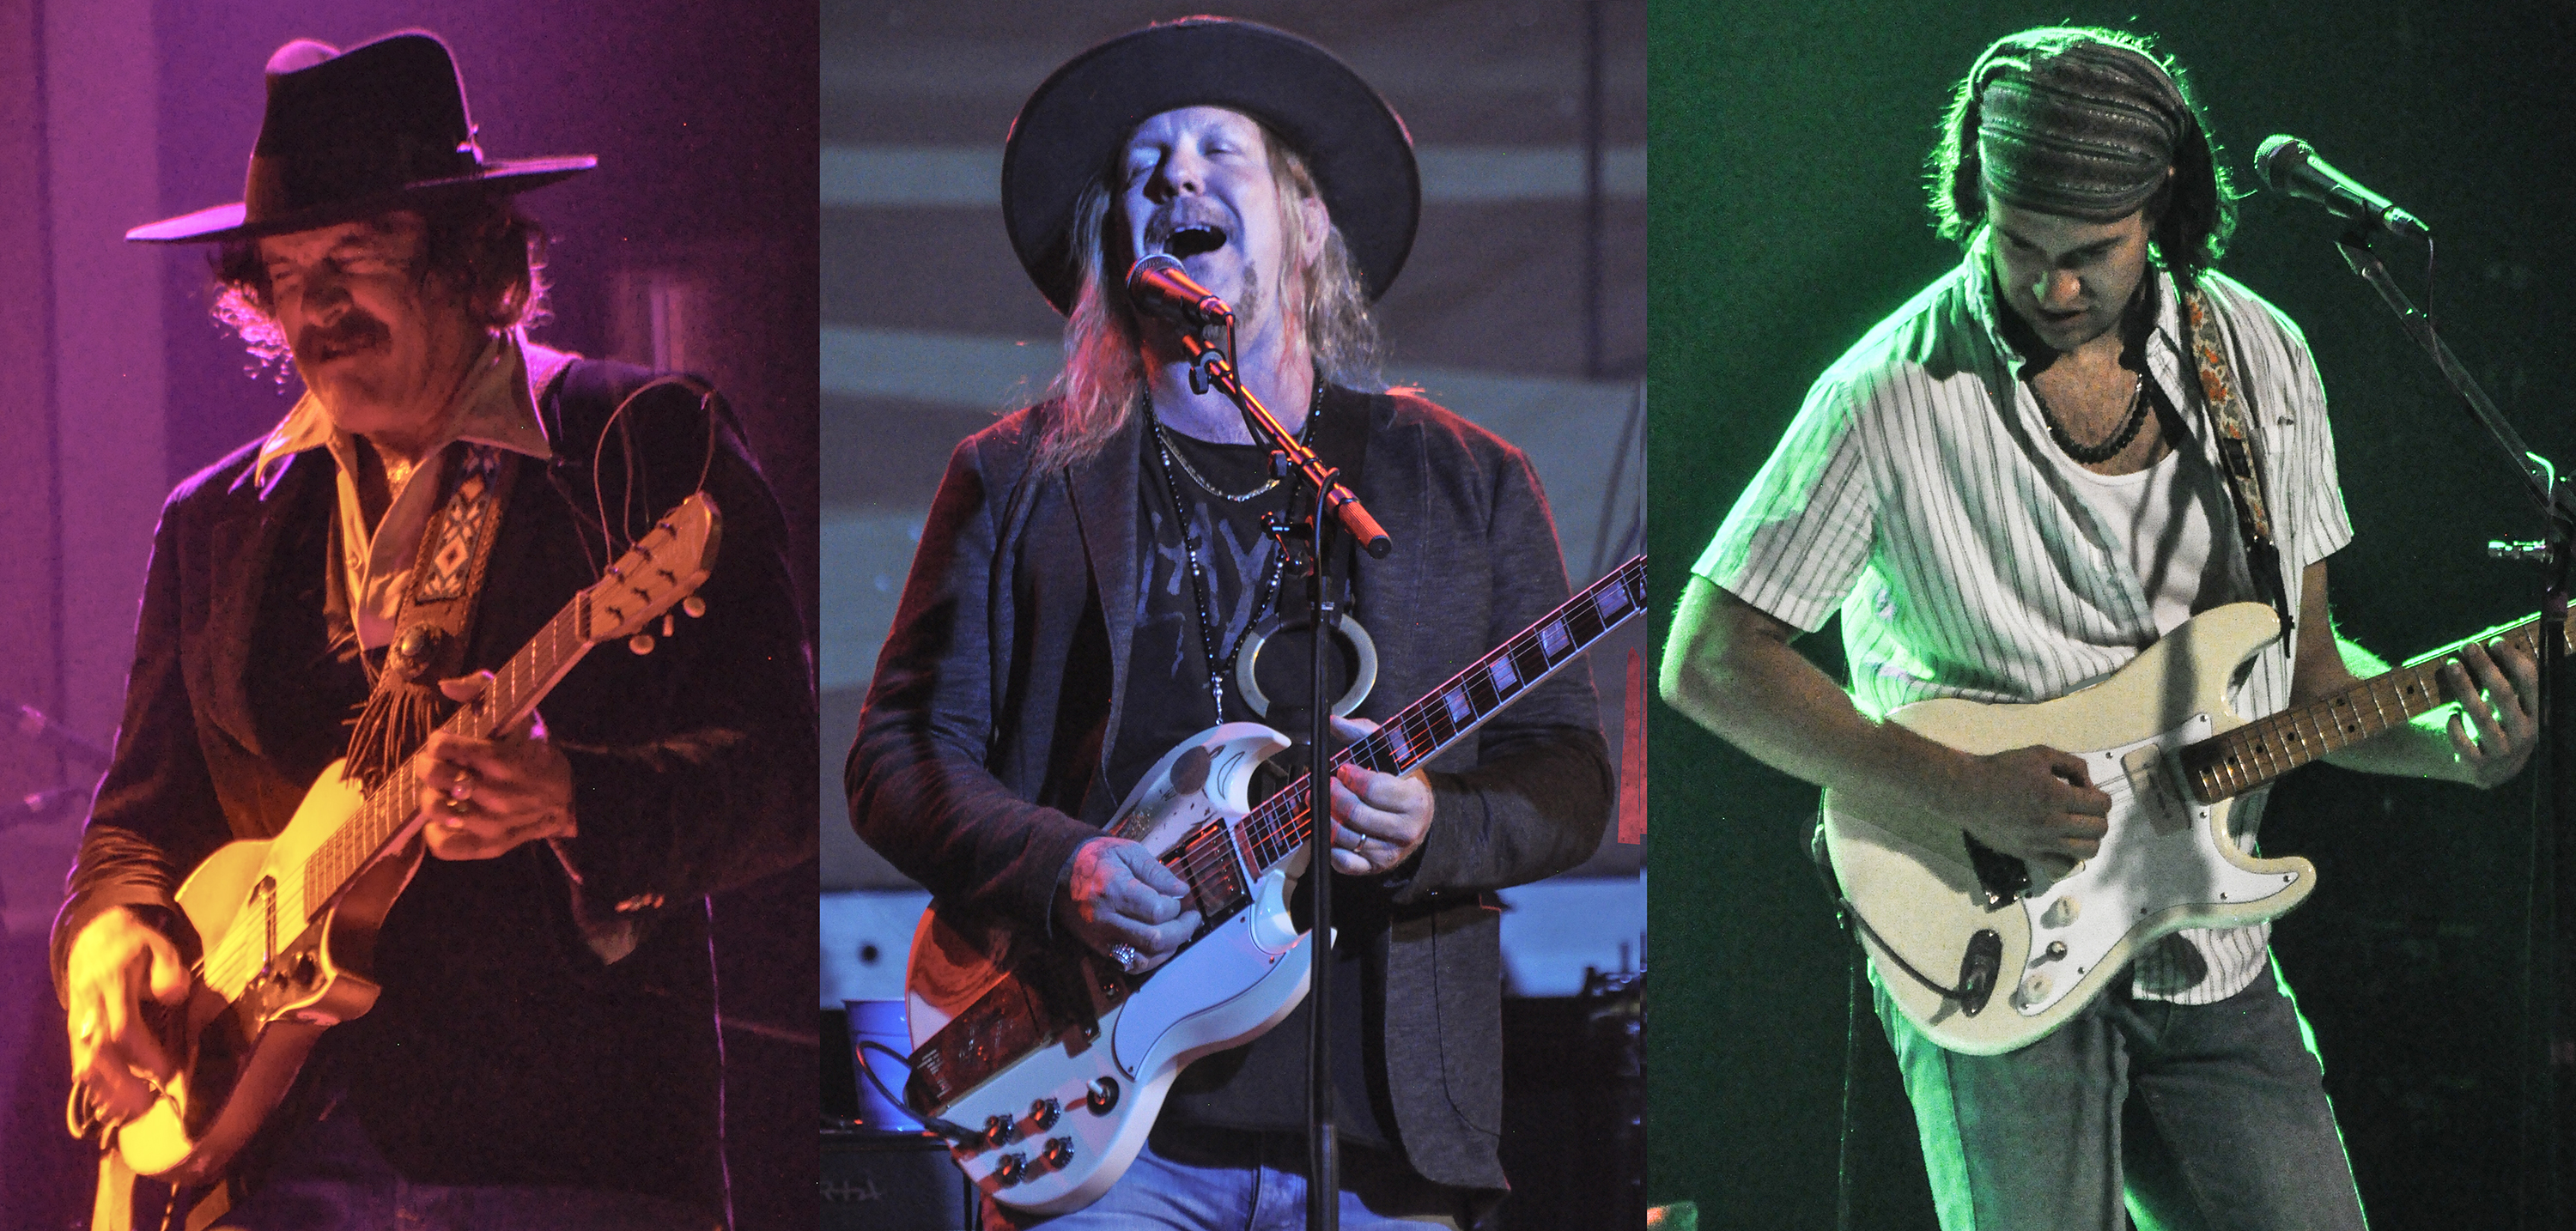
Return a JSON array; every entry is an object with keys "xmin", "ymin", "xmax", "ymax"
[
  {"xmin": 986, "ymin": 1127, "xmax": 1468, "ymax": 1230},
  {"xmin": 210, "ymin": 1101, "xmax": 718, "ymax": 1231},
  {"xmin": 1877, "ymin": 955, "xmax": 2368, "ymax": 1231}
]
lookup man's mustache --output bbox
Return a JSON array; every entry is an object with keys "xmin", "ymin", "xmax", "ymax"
[{"xmin": 295, "ymin": 312, "xmax": 390, "ymax": 361}]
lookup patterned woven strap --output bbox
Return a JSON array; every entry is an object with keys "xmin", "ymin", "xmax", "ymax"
[
  {"xmin": 344, "ymin": 442, "xmax": 517, "ymax": 786},
  {"xmin": 2184, "ymin": 288, "xmax": 2294, "ymax": 640}
]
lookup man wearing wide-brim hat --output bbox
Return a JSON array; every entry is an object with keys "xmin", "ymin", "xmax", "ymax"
[
  {"xmin": 55, "ymin": 32, "xmax": 814, "ymax": 1230},
  {"xmin": 851, "ymin": 18, "xmax": 1613, "ymax": 1228}
]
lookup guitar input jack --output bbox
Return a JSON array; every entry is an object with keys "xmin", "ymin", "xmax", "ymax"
[{"xmin": 1085, "ymin": 1076, "xmax": 1120, "ymax": 1113}]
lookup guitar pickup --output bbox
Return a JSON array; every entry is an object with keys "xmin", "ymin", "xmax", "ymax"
[{"xmin": 2119, "ymin": 744, "xmax": 2190, "ymax": 837}]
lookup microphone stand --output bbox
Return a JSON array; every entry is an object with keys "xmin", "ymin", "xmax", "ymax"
[
  {"xmin": 1175, "ymin": 328, "xmax": 1392, "ymax": 1231},
  {"xmin": 2336, "ymin": 229, "xmax": 2573, "ymax": 1228}
]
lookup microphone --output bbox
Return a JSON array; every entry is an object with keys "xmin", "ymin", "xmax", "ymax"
[
  {"xmin": 2255, "ymin": 135, "xmax": 2430, "ymax": 240},
  {"xmin": 3, "ymin": 785, "xmax": 88, "ymax": 830},
  {"xmin": 1125, "ymin": 254, "xmax": 1235, "ymax": 328},
  {"xmin": 9, "ymin": 700, "xmax": 110, "ymax": 769}
]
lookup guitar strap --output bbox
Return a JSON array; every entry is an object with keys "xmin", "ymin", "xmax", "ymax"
[
  {"xmin": 342, "ymin": 442, "xmax": 518, "ymax": 789},
  {"xmin": 2181, "ymin": 285, "xmax": 2296, "ymax": 652}
]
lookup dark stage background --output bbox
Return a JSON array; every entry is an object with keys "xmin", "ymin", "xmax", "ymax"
[
  {"xmin": 0, "ymin": 3, "xmax": 820, "ymax": 1228},
  {"xmin": 1649, "ymin": 2, "xmax": 2576, "ymax": 1228}
]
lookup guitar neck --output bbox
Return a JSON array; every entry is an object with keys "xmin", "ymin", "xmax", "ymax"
[
  {"xmin": 1200, "ymin": 555, "xmax": 1648, "ymax": 882},
  {"xmin": 297, "ymin": 601, "xmax": 598, "ymax": 913},
  {"xmin": 2180, "ymin": 610, "xmax": 2566, "ymax": 803}
]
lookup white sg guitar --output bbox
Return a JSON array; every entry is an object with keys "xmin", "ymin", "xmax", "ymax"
[
  {"xmin": 1825, "ymin": 600, "xmax": 2559, "ymax": 1055},
  {"xmin": 898, "ymin": 555, "xmax": 1646, "ymax": 1214}
]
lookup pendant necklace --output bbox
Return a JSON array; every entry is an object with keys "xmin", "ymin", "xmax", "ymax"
[{"xmin": 1146, "ymin": 385, "xmax": 1320, "ymax": 718}]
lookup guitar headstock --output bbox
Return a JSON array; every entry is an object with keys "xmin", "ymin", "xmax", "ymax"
[{"xmin": 580, "ymin": 492, "xmax": 723, "ymax": 644}]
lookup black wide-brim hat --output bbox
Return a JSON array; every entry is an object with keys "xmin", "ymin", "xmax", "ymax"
[
  {"xmin": 1002, "ymin": 18, "xmax": 1421, "ymax": 315},
  {"xmin": 128, "ymin": 31, "xmax": 594, "ymax": 244}
]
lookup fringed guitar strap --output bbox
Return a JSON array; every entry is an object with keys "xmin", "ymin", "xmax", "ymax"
[
  {"xmin": 2183, "ymin": 287, "xmax": 2297, "ymax": 653},
  {"xmin": 343, "ymin": 442, "xmax": 518, "ymax": 788}
]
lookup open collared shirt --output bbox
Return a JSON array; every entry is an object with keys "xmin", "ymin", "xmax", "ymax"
[
  {"xmin": 252, "ymin": 332, "xmax": 572, "ymax": 652},
  {"xmin": 1696, "ymin": 233, "xmax": 2352, "ymax": 1004}
]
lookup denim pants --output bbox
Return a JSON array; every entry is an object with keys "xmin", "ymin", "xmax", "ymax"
[
  {"xmin": 1876, "ymin": 955, "xmax": 2368, "ymax": 1231},
  {"xmin": 985, "ymin": 1125, "xmax": 1469, "ymax": 1231},
  {"xmin": 209, "ymin": 1100, "xmax": 719, "ymax": 1231}
]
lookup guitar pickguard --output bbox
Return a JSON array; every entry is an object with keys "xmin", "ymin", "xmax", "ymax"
[
  {"xmin": 2002, "ymin": 714, "xmax": 2302, "ymax": 1017},
  {"xmin": 1824, "ymin": 602, "xmax": 2324, "ymax": 1055}
]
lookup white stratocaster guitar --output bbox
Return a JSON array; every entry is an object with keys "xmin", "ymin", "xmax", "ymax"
[
  {"xmin": 75, "ymin": 494, "xmax": 720, "ymax": 1186},
  {"xmin": 1826, "ymin": 599, "xmax": 2565, "ymax": 1055},
  {"xmin": 900, "ymin": 555, "xmax": 1647, "ymax": 1214}
]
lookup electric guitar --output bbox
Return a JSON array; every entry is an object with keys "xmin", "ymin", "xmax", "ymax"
[
  {"xmin": 1824, "ymin": 600, "xmax": 2561, "ymax": 1055},
  {"xmin": 77, "ymin": 494, "xmax": 720, "ymax": 1186},
  {"xmin": 900, "ymin": 555, "xmax": 1647, "ymax": 1214}
]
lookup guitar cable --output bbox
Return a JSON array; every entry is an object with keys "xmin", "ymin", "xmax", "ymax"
[
  {"xmin": 1809, "ymin": 821, "xmax": 1864, "ymax": 1231},
  {"xmin": 1808, "ymin": 826, "xmax": 1994, "ymax": 1005},
  {"xmin": 852, "ymin": 1040, "xmax": 979, "ymax": 1144}
]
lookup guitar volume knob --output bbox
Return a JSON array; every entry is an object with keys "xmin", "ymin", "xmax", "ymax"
[
  {"xmin": 1030, "ymin": 1096, "xmax": 1061, "ymax": 1129},
  {"xmin": 1041, "ymin": 1137, "xmax": 1073, "ymax": 1170},
  {"xmin": 984, "ymin": 1113, "xmax": 1019, "ymax": 1145},
  {"xmin": 993, "ymin": 1152, "xmax": 1028, "ymax": 1185}
]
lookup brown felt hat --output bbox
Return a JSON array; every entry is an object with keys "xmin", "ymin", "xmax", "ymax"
[{"xmin": 127, "ymin": 31, "xmax": 593, "ymax": 244}]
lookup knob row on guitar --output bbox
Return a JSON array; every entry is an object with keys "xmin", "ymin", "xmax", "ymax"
[{"xmin": 974, "ymin": 1076, "xmax": 1121, "ymax": 1151}]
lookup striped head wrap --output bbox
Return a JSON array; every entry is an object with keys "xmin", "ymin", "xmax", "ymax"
[{"xmin": 1972, "ymin": 30, "xmax": 2187, "ymax": 221}]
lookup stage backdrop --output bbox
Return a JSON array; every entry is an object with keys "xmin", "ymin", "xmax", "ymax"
[{"xmin": 1649, "ymin": 2, "xmax": 2576, "ymax": 1227}]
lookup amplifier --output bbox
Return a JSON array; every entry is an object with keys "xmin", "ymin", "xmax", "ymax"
[{"xmin": 821, "ymin": 1125, "xmax": 976, "ymax": 1231}]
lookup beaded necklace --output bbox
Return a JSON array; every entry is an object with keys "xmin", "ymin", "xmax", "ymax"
[{"xmin": 2033, "ymin": 371, "xmax": 2148, "ymax": 464}]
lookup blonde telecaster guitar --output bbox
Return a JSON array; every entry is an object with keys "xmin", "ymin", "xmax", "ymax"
[
  {"xmin": 77, "ymin": 494, "xmax": 720, "ymax": 1186},
  {"xmin": 1825, "ymin": 599, "xmax": 2563, "ymax": 1055},
  {"xmin": 899, "ymin": 555, "xmax": 1648, "ymax": 1214}
]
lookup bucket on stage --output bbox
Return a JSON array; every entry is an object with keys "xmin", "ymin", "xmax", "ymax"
[{"xmin": 842, "ymin": 999, "xmax": 927, "ymax": 1132}]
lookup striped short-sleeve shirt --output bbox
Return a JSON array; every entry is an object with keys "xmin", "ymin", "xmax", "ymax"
[{"xmin": 1697, "ymin": 237, "xmax": 2352, "ymax": 1004}]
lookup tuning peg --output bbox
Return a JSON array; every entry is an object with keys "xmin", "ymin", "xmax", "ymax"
[
  {"xmin": 682, "ymin": 597, "xmax": 707, "ymax": 619},
  {"xmin": 629, "ymin": 634, "xmax": 656, "ymax": 655},
  {"xmin": 662, "ymin": 614, "xmax": 675, "ymax": 636}
]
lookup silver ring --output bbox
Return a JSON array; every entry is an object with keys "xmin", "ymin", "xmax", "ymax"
[{"xmin": 1108, "ymin": 944, "xmax": 1143, "ymax": 973}]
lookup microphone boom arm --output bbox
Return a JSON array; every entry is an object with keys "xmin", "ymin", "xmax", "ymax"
[
  {"xmin": 1177, "ymin": 330, "xmax": 1394, "ymax": 559},
  {"xmin": 2335, "ymin": 231, "xmax": 2572, "ymax": 525}
]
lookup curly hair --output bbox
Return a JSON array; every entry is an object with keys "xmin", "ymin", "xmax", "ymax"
[
  {"xmin": 210, "ymin": 194, "xmax": 550, "ymax": 368},
  {"xmin": 1037, "ymin": 121, "xmax": 1381, "ymax": 469},
  {"xmin": 1926, "ymin": 27, "xmax": 2239, "ymax": 288}
]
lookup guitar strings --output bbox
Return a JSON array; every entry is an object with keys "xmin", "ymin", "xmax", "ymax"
[{"xmin": 1163, "ymin": 561, "xmax": 1646, "ymax": 912}]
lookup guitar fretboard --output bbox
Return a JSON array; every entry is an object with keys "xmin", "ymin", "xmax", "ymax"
[
  {"xmin": 296, "ymin": 609, "xmax": 597, "ymax": 913},
  {"xmin": 1160, "ymin": 555, "xmax": 1648, "ymax": 915},
  {"xmin": 2179, "ymin": 612, "xmax": 2565, "ymax": 803}
]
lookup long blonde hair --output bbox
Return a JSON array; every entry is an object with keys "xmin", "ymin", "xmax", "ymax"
[{"xmin": 1036, "ymin": 126, "xmax": 1381, "ymax": 469}]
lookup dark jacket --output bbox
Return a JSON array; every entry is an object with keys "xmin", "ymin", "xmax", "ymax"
[
  {"xmin": 847, "ymin": 385, "xmax": 1613, "ymax": 1192},
  {"xmin": 53, "ymin": 358, "xmax": 817, "ymax": 1208}
]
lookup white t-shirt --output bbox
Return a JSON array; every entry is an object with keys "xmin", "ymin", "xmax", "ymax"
[{"xmin": 2046, "ymin": 420, "xmax": 2233, "ymax": 638}]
